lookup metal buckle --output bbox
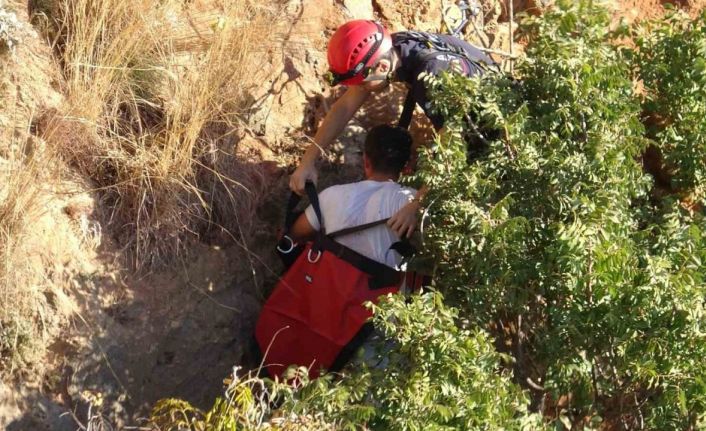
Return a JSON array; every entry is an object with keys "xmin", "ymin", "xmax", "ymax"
[
  {"xmin": 276, "ymin": 235, "xmax": 296, "ymax": 254},
  {"xmin": 307, "ymin": 248, "xmax": 322, "ymax": 263}
]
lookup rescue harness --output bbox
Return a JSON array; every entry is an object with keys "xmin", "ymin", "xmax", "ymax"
[{"xmin": 256, "ymin": 182, "xmax": 420, "ymax": 379}]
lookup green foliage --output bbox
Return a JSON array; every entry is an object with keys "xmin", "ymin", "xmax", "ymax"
[
  {"xmin": 149, "ymin": 2, "xmax": 706, "ymax": 429},
  {"xmin": 415, "ymin": 0, "xmax": 706, "ymax": 428},
  {"xmin": 320, "ymin": 292, "xmax": 538, "ymax": 431},
  {"xmin": 149, "ymin": 293, "xmax": 538, "ymax": 430},
  {"xmin": 150, "ymin": 370, "xmax": 339, "ymax": 430},
  {"xmin": 633, "ymin": 10, "xmax": 706, "ymax": 205}
]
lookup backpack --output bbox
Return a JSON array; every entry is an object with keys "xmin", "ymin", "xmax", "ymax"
[
  {"xmin": 394, "ymin": 31, "xmax": 501, "ymax": 129},
  {"xmin": 256, "ymin": 182, "xmax": 418, "ymax": 379}
]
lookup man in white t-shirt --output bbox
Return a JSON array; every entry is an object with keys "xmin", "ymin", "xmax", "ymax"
[{"xmin": 290, "ymin": 124, "xmax": 417, "ymax": 269}]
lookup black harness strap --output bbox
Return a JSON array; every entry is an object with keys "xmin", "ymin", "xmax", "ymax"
[
  {"xmin": 398, "ymin": 89, "xmax": 417, "ymax": 130},
  {"xmin": 282, "ymin": 187, "xmax": 388, "ymax": 238},
  {"xmin": 330, "ymin": 322, "xmax": 375, "ymax": 372},
  {"xmin": 328, "ymin": 218, "xmax": 389, "ymax": 238},
  {"xmin": 317, "ymin": 235, "xmax": 402, "ymax": 290},
  {"xmin": 304, "ymin": 181, "xmax": 325, "ymax": 235},
  {"xmin": 328, "ymin": 218, "xmax": 417, "ymax": 260},
  {"xmin": 283, "ymin": 192, "xmax": 302, "ymax": 232},
  {"xmin": 300, "ymin": 182, "xmax": 415, "ymax": 288}
]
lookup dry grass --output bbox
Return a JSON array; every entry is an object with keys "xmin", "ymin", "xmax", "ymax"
[
  {"xmin": 0, "ymin": 0, "xmax": 275, "ymax": 375},
  {"xmin": 42, "ymin": 0, "xmax": 274, "ymax": 267},
  {"xmin": 0, "ymin": 134, "xmax": 52, "ymax": 373}
]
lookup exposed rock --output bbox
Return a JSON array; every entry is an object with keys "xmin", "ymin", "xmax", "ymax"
[
  {"xmin": 245, "ymin": 0, "xmax": 338, "ymax": 138},
  {"xmin": 489, "ymin": 20, "xmax": 520, "ymax": 66},
  {"xmin": 499, "ymin": 0, "xmax": 554, "ymax": 21},
  {"xmin": 374, "ymin": 0, "xmax": 443, "ymax": 32},
  {"xmin": 343, "ymin": 0, "xmax": 374, "ymax": 19}
]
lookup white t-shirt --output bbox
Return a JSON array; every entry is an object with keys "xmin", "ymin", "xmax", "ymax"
[{"xmin": 305, "ymin": 180, "xmax": 417, "ymax": 268}]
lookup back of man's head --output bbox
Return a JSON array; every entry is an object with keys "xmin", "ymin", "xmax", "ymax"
[{"xmin": 364, "ymin": 125, "xmax": 412, "ymax": 177}]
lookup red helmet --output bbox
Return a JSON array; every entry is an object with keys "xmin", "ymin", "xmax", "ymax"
[{"xmin": 326, "ymin": 20, "xmax": 392, "ymax": 86}]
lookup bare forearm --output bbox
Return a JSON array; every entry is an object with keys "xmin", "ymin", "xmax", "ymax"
[
  {"xmin": 301, "ymin": 107, "xmax": 353, "ymax": 166},
  {"xmin": 301, "ymin": 87, "xmax": 369, "ymax": 166}
]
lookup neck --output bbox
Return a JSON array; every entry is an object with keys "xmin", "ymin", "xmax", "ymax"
[{"xmin": 366, "ymin": 172, "xmax": 398, "ymax": 182}]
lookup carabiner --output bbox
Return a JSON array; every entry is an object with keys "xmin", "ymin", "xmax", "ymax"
[
  {"xmin": 307, "ymin": 249, "xmax": 322, "ymax": 264},
  {"xmin": 276, "ymin": 235, "xmax": 296, "ymax": 254}
]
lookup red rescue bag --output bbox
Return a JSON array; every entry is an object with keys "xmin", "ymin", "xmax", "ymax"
[{"xmin": 256, "ymin": 182, "xmax": 406, "ymax": 379}]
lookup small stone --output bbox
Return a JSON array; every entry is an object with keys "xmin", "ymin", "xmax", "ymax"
[{"xmin": 342, "ymin": 0, "xmax": 374, "ymax": 19}]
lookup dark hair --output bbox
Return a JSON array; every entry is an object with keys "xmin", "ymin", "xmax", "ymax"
[{"xmin": 364, "ymin": 125, "xmax": 412, "ymax": 176}]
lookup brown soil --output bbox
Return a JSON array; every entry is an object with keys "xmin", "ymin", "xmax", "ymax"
[{"xmin": 615, "ymin": 0, "xmax": 706, "ymax": 22}]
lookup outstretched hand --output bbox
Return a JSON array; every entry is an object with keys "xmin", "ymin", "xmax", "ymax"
[
  {"xmin": 388, "ymin": 199, "xmax": 420, "ymax": 239},
  {"xmin": 289, "ymin": 163, "xmax": 318, "ymax": 196}
]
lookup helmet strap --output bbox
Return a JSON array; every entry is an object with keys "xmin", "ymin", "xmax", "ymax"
[
  {"xmin": 362, "ymin": 49, "xmax": 396, "ymax": 83},
  {"xmin": 326, "ymin": 22, "xmax": 386, "ymax": 86}
]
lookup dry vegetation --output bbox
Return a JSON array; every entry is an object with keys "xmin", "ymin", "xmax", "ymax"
[
  {"xmin": 0, "ymin": 0, "xmax": 278, "ymax": 375},
  {"xmin": 0, "ymin": 135, "xmax": 50, "ymax": 372},
  {"xmin": 41, "ymin": 0, "xmax": 274, "ymax": 266}
]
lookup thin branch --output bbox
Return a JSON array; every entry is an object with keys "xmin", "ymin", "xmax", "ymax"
[
  {"xmin": 478, "ymin": 46, "xmax": 519, "ymax": 59},
  {"xmin": 502, "ymin": 124, "xmax": 517, "ymax": 161},
  {"xmin": 526, "ymin": 377, "xmax": 545, "ymax": 391},
  {"xmin": 508, "ymin": 0, "xmax": 515, "ymax": 74},
  {"xmin": 515, "ymin": 313, "xmax": 525, "ymax": 383},
  {"xmin": 509, "ymin": 1, "xmax": 514, "ymax": 57},
  {"xmin": 635, "ymin": 393, "xmax": 645, "ymax": 430},
  {"xmin": 464, "ymin": 113, "xmax": 489, "ymax": 146},
  {"xmin": 469, "ymin": 15, "xmax": 490, "ymax": 50},
  {"xmin": 591, "ymin": 359, "xmax": 600, "ymax": 405}
]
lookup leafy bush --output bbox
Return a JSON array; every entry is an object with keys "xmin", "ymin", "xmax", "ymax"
[
  {"xmin": 412, "ymin": 1, "xmax": 706, "ymax": 428},
  {"xmin": 149, "ymin": 292, "xmax": 539, "ymax": 430},
  {"xmin": 632, "ymin": 10, "xmax": 706, "ymax": 207}
]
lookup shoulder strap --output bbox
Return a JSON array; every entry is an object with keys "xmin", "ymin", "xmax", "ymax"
[
  {"xmin": 282, "ymin": 181, "xmax": 325, "ymax": 234},
  {"xmin": 300, "ymin": 182, "xmax": 391, "ymax": 237},
  {"xmin": 306, "ymin": 182, "xmax": 418, "ymax": 260},
  {"xmin": 282, "ymin": 191, "xmax": 302, "ymax": 233},
  {"xmin": 304, "ymin": 181, "xmax": 325, "ymax": 234},
  {"xmin": 327, "ymin": 218, "xmax": 390, "ymax": 238},
  {"xmin": 398, "ymin": 88, "xmax": 417, "ymax": 130}
]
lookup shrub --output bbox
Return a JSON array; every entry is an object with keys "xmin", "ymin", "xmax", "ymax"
[
  {"xmin": 415, "ymin": 0, "xmax": 706, "ymax": 428},
  {"xmin": 146, "ymin": 2, "xmax": 706, "ymax": 429},
  {"xmin": 149, "ymin": 292, "xmax": 539, "ymax": 430},
  {"xmin": 632, "ymin": 9, "xmax": 706, "ymax": 208}
]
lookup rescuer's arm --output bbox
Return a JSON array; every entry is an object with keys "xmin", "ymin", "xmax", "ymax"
[
  {"xmin": 387, "ymin": 185, "xmax": 428, "ymax": 239},
  {"xmin": 289, "ymin": 85, "xmax": 372, "ymax": 194},
  {"xmin": 387, "ymin": 125, "xmax": 445, "ymax": 239}
]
